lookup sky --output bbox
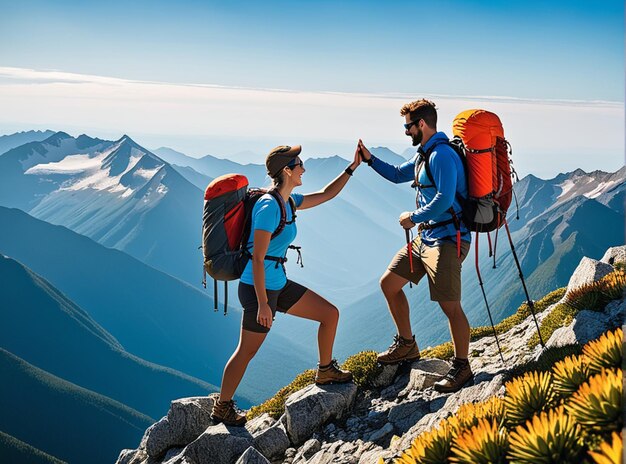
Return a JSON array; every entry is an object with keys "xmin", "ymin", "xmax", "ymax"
[{"xmin": 0, "ymin": 0, "xmax": 624, "ymax": 178}]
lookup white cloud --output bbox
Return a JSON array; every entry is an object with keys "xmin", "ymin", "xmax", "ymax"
[{"xmin": 0, "ymin": 67, "xmax": 623, "ymax": 178}]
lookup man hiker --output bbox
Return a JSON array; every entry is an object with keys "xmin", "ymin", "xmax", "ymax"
[{"xmin": 358, "ymin": 99, "xmax": 473, "ymax": 393}]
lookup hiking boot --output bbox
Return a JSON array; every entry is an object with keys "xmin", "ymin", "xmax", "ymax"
[
  {"xmin": 210, "ymin": 398, "xmax": 247, "ymax": 426},
  {"xmin": 434, "ymin": 357, "xmax": 474, "ymax": 393},
  {"xmin": 377, "ymin": 335, "xmax": 421, "ymax": 365},
  {"xmin": 315, "ymin": 359, "xmax": 353, "ymax": 385}
]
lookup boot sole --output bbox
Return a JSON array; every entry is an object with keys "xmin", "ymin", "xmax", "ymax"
[
  {"xmin": 315, "ymin": 378, "xmax": 354, "ymax": 385},
  {"xmin": 210, "ymin": 414, "xmax": 247, "ymax": 427},
  {"xmin": 433, "ymin": 375, "xmax": 475, "ymax": 394},
  {"xmin": 377, "ymin": 354, "xmax": 421, "ymax": 365}
]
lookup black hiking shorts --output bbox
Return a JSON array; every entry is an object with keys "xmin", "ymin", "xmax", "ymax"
[{"xmin": 239, "ymin": 280, "xmax": 308, "ymax": 333}]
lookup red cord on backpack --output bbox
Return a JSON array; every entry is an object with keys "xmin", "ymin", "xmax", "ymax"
[{"xmin": 405, "ymin": 228, "xmax": 414, "ymax": 273}]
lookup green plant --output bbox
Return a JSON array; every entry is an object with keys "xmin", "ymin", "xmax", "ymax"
[
  {"xmin": 470, "ymin": 288, "xmax": 566, "ymax": 343},
  {"xmin": 552, "ymin": 354, "xmax": 590, "ymax": 397},
  {"xmin": 507, "ymin": 406, "xmax": 583, "ymax": 463},
  {"xmin": 582, "ymin": 327, "xmax": 623, "ymax": 374},
  {"xmin": 450, "ymin": 418, "xmax": 508, "ymax": 463},
  {"xmin": 341, "ymin": 351, "xmax": 383, "ymax": 387},
  {"xmin": 527, "ymin": 302, "xmax": 577, "ymax": 349},
  {"xmin": 564, "ymin": 270, "xmax": 626, "ymax": 312},
  {"xmin": 565, "ymin": 368, "xmax": 622, "ymax": 435},
  {"xmin": 588, "ymin": 431, "xmax": 622, "ymax": 464},
  {"xmin": 504, "ymin": 371, "xmax": 558, "ymax": 426},
  {"xmin": 421, "ymin": 342, "xmax": 454, "ymax": 360},
  {"xmin": 247, "ymin": 369, "xmax": 315, "ymax": 419}
]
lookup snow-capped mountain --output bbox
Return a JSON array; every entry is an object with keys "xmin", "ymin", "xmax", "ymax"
[{"xmin": 0, "ymin": 132, "xmax": 203, "ymax": 284}]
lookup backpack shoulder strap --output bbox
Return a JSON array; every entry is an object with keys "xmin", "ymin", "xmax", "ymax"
[
  {"xmin": 267, "ymin": 189, "xmax": 293, "ymax": 238},
  {"xmin": 286, "ymin": 196, "xmax": 297, "ymax": 225}
]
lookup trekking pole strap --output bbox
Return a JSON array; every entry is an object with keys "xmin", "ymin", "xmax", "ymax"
[
  {"xmin": 213, "ymin": 278, "xmax": 218, "ymax": 312},
  {"xmin": 224, "ymin": 281, "xmax": 228, "ymax": 316}
]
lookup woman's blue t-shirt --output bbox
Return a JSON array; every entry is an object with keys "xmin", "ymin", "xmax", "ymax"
[{"xmin": 240, "ymin": 192, "xmax": 304, "ymax": 290}]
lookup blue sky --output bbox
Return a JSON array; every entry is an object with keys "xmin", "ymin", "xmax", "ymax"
[
  {"xmin": 0, "ymin": 1, "xmax": 623, "ymax": 177},
  {"xmin": 2, "ymin": 0, "xmax": 623, "ymax": 100}
]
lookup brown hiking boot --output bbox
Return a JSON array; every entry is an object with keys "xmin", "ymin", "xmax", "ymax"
[
  {"xmin": 434, "ymin": 357, "xmax": 474, "ymax": 393},
  {"xmin": 377, "ymin": 335, "xmax": 421, "ymax": 365},
  {"xmin": 211, "ymin": 398, "xmax": 247, "ymax": 426},
  {"xmin": 315, "ymin": 359, "xmax": 353, "ymax": 385}
]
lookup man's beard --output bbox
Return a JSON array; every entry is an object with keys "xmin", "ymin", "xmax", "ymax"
[{"xmin": 411, "ymin": 128, "xmax": 423, "ymax": 146}]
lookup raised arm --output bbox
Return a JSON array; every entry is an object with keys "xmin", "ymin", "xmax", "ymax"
[
  {"xmin": 299, "ymin": 145, "xmax": 361, "ymax": 210},
  {"xmin": 358, "ymin": 139, "xmax": 415, "ymax": 184}
]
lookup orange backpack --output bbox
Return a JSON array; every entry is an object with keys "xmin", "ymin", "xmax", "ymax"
[{"xmin": 451, "ymin": 109, "xmax": 516, "ymax": 232}]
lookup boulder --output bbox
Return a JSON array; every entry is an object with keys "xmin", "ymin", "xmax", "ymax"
[
  {"xmin": 371, "ymin": 364, "xmax": 399, "ymax": 388},
  {"xmin": 293, "ymin": 438, "xmax": 321, "ymax": 462},
  {"xmin": 116, "ymin": 448, "xmax": 148, "ymax": 464},
  {"xmin": 168, "ymin": 423, "xmax": 253, "ymax": 464},
  {"xmin": 601, "ymin": 246, "xmax": 626, "ymax": 265},
  {"xmin": 235, "ymin": 447, "xmax": 270, "ymax": 464},
  {"xmin": 144, "ymin": 396, "xmax": 215, "ymax": 457},
  {"xmin": 284, "ymin": 383, "xmax": 358, "ymax": 445},
  {"xmin": 245, "ymin": 413, "xmax": 276, "ymax": 436},
  {"xmin": 399, "ymin": 359, "xmax": 450, "ymax": 396},
  {"xmin": 366, "ymin": 423, "xmax": 395, "ymax": 444},
  {"xmin": 546, "ymin": 298, "xmax": 625, "ymax": 348},
  {"xmin": 566, "ymin": 257, "xmax": 614, "ymax": 297},
  {"xmin": 252, "ymin": 421, "xmax": 290, "ymax": 461}
]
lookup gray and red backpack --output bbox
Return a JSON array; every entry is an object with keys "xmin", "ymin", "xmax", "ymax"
[{"xmin": 202, "ymin": 173, "xmax": 297, "ymax": 314}]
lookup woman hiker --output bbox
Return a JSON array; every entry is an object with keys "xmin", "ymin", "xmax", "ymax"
[{"xmin": 211, "ymin": 144, "xmax": 361, "ymax": 426}]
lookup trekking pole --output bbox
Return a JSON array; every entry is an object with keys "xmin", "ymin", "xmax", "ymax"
[
  {"xmin": 474, "ymin": 232, "xmax": 505, "ymax": 364},
  {"xmin": 503, "ymin": 217, "xmax": 545, "ymax": 348},
  {"xmin": 405, "ymin": 228, "xmax": 414, "ymax": 288}
]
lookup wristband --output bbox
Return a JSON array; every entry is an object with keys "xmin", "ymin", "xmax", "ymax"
[
  {"xmin": 365, "ymin": 156, "xmax": 374, "ymax": 166},
  {"xmin": 344, "ymin": 165, "xmax": 354, "ymax": 176}
]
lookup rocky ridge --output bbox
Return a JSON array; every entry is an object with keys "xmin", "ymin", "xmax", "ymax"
[{"xmin": 117, "ymin": 246, "xmax": 625, "ymax": 464}]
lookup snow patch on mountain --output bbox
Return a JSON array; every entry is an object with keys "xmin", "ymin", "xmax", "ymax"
[
  {"xmin": 585, "ymin": 179, "xmax": 621, "ymax": 199},
  {"xmin": 24, "ymin": 139, "xmax": 165, "ymax": 199}
]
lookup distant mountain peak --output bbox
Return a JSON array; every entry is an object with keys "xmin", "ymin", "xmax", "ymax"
[{"xmin": 44, "ymin": 131, "xmax": 73, "ymax": 146}]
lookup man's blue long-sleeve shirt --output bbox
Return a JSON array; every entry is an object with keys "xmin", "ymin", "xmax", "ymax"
[{"xmin": 370, "ymin": 132, "xmax": 470, "ymax": 245}]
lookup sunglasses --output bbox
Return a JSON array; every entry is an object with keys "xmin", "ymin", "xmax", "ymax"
[
  {"xmin": 287, "ymin": 159, "xmax": 304, "ymax": 169},
  {"xmin": 404, "ymin": 119, "xmax": 422, "ymax": 131}
]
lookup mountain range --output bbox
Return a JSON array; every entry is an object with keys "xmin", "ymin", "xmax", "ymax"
[{"xmin": 0, "ymin": 129, "xmax": 623, "ymax": 462}]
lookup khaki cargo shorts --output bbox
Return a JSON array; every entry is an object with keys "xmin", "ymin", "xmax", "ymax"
[{"xmin": 388, "ymin": 236, "xmax": 470, "ymax": 301}]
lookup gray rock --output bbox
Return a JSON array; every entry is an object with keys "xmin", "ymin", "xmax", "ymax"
[
  {"xmin": 367, "ymin": 423, "xmax": 394, "ymax": 443},
  {"xmin": 168, "ymin": 423, "xmax": 253, "ymax": 464},
  {"xmin": 358, "ymin": 447, "xmax": 390, "ymax": 464},
  {"xmin": 116, "ymin": 449, "xmax": 148, "ymax": 464},
  {"xmin": 246, "ymin": 413, "xmax": 277, "ymax": 436},
  {"xmin": 387, "ymin": 397, "xmax": 430, "ymax": 432},
  {"xmin": 253, "ymin": 422, "xmax": 290, "ymax": 461},
  {"xmin": 399, "ymin": 359, "xmax": 450, "ymax": 396},
  {"xmin": 144, "ymin": 396, "xmax": 215, "ymax": 457},
  {"xmin": 164, "ymin": 448, "xmax": 184, "ymax": 462},
  {"xmin": 371, "ymin": 364, "xmax": 399, "ymax": 388},
  {"xmin": 284, "ymin": 383, "xmax": 358, "ymax": 445},
  {"xmin": 296, "ymin": 438, "xmax": 321, "ymax": 461},
  {"xmin": 236, "ymin": 447, "xmax": 270, "ymax": 464},
  {"xmin": 601, "ymin": 246, "xmax": 626, "ymax": 265},
  {"xmin": 546, "ymin": 299, "xmax": 625, "ymax": 349},
  {"xmin": 346, "ymin": 417, "xmax": 360, "ymax": 430},
  {"xmin": 566, "ymin": 257, "xmax": 614, "ymax": 297}
]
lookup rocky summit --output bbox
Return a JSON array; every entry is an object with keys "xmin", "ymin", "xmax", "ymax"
[{"xmin": 117, "ymin": 246, "xmax": 625, "ymax": 464}]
